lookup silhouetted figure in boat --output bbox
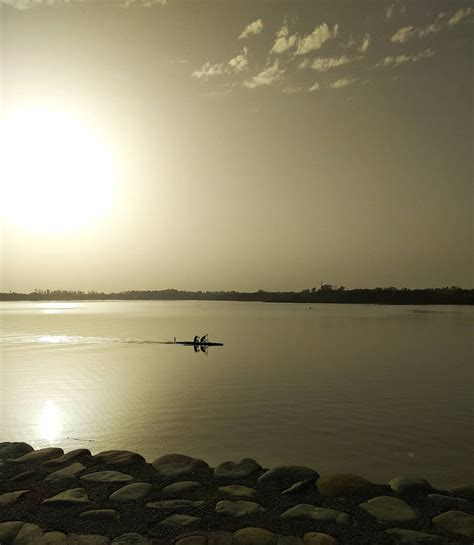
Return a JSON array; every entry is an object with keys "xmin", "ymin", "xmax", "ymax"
[
  {"xmin": 193, "ymin": 335, "xmax": 200, "ymax": 344},
  {"xmin": 200, "ymin": 334, "xmax": 208, "ymax": 344}
]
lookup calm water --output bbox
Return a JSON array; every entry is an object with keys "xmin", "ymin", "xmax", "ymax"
[{"xmin": 0, "ymin": 300, "xmax": 472, "ymax": 488}]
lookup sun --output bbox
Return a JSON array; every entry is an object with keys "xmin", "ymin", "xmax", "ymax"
[{"xmin": 0, "ymin": 109, "xmax": 116, "ymax": 234}]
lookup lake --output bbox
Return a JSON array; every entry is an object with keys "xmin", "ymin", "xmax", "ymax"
[{"xmin": 0, "ymin": 300, "xmax": 472, "ymax": 488}]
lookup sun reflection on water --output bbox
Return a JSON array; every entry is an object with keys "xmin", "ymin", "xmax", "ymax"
[{"xmin": 39, "ymin": 401, "xmax": 62, "ymax": 443}]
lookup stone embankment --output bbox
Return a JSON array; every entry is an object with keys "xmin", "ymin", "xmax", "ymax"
[{"xmin": 0, "ymin": 442, "xmax": 473, "ymax": 545}]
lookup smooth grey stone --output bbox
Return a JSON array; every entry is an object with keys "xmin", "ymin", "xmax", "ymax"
[
  {"xmin": 277, "ymin": 537, "xmax": 304, "ymax": 545},
  {"xmin": 214, "ymin": 458, "xmax": 262, "ymax": 480},
  {"xmin": 218, "ymin": 485, "xmax": 257, "ymax": 497},
  {"xmin": 280, "ymin": 504, "xmax": 349, "ymax": 524},
  {"xmin": 360, "ymin": 496, "xmax": 419, "ymax": 522},
  {"xmin": 111, "ymin": 535, "xmax": 149, "ymax": 545},
  {"xmin": 162, "ymin": 481, "xmax": 202, "ymax": 496},
  {"xmin": 37, "ymin": 532, "xmax": 68, "ymax": 545},
  {"xmin": 316, "ymin": 474, "xmax": 374, "ymax": 497},
  {"xmin": 79, "ymin": 509, "xmax": 119, "ymax": 522},
  {"xmin": 233, "ymin": 528, "xmax": 277, "ymax": 545},
  {"xmin": 432, "ymin": 510, "xmax": 474, "ymax": 539},
  {"xmin": 427, "ymin": 493, "xmax": 473, "ymax": 509},
  {"xmin": 146, "ymin": 499, "xmax": 205, "ymax": 509},
  {"xmin": 152, "ymin": 454, "xmax": 209, "ymax": 480},
  {"xmin": 81, "ymin": 470, "xmax": 133, "ymax": 483},
  {"xmin": 215, "ymin": 500, "xmax": 264, "ymax": 517},
  {"xmin": 92, "ymin": 450, "xmax": 145, "ymax": 465},
  {"xmin": 43, "ymin": 488, "xmax": 89, "ymax": 506},
  {"xmin": 389, "ymin": 476, "xmax": 433, "ymax": 495},
  {"xmin": 258, "ymin": 466, "xmax": 319, "ymax": 490},
  {"xmin": 282, "ymin": 480, "xmax": 314, "ymax": 495},
  {"xmin": 8, "ymin": 471, "xmax": 36, "ymax": 482},
  {"xmin": 174, "ymin": 537, "xmax": 206, "ymax": 545},
  {"xmin": 0, "ymin": 443, "xmax": 34, "ymax": 460},
  {"xmin": 11, "ymin": 523, "xmax": 42, "ymax": 545},
  {"xmin": 302, "ymin": 533, "xmax": 338, "ymax": 545},
  {"xmin": 44, "ymin": 449, "xmax": 91, "ymax": 466},
  {"xmin": 159, "ymin": 514, "xmax": 200, "ymax": 526},
  {"xmin": 0, "ymin": 521, "xmax": 25, "ymax": 545},
  {"xmin": 0, "ymin": 491, "xmax": 29, "ymax": 508},
  {"xmin": 109, "ymin": 482, "xmax": 152, "ymax": 503},
  {"xmin": 385, "ymin": 528, "xmax": 442, "ymax": 544},
  {"xmin": 45, "ymin": 462, "xmax": 86, "ymax": 481},
  {"xmin": 67, "ymin": 535, "xmax": 110, "ymax": 545},
  {"xmin": 12, "ymin": 448, "xmax": 63, "ymax": 465}
]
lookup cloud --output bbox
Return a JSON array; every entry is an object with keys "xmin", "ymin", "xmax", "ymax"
[
  {"xmin": 309, "ymin": 82, "xmax": 320, "ymax": 92},
  {"xmin": 1, "ymin": 0, "xmax": 71, "ymax": 7},
  {"xmin": 239, "ymin": 19, "xmax": 264, "ymax": 39},
  {"xmin": 309, "ymin": 55, "xmax": 353, "ymax": 72},
  {"xmin": 244, "ymin": 60, "xmax": 285, "ymax": 88},
  {"xmin": 192, "ymin": 62, "xmax": 225, "ymax": 80},
  {"xmin": 295, "ymin": 23, "xmax": 339, "ymax": 55},
  {"xmin": 123, "ymin": 0, "xmax": 166, "ymax": 6},
  {"xmin": 282, "ymin": 87, "xmax": 303, "ymax": 94},
  {"xmin": 386, "ymin": 4, "xmax": 394, "ymax": 19},
  {"xmin": 193, "ymin": 48, "xmax": 248, "ymax": 79},
  {"xmin": 270, "ymin": 22, "xmax": 298, "ymax": 54},
  {"xmin": 227, "ymin": 48, "xmax": 248, "ymax": 72},
  {"xmin": 329, "ymin": 77, "xmax": 359, "ymax": 89},
  {"xmin": 375, "ymin": 48, "xmax": 435, "ymax": 67},
  {"xmin": 391, "ymin": 8, "xmax": 473, "ymax": 43},
  {"xmin": 359, "ymin": 33, "xmax": 371, "ymax": 52}
]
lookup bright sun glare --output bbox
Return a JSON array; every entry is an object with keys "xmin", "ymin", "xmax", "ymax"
[{"xmin": 1, "ymin": 110, "xmax": 116, "ymax": 233}]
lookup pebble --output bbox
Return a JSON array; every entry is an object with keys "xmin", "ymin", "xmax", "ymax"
[
  {"xmin": 43, "ymin": 488, "xmax": 89, "ymax": 506},
  {"xmin": 303, "ymin": 533, "xmax": 338, "ymax": 545},
  {"xmin": 214, "ymin": 458, "xmax": 262, "ymax": 480},
  {"xmin": 218, "ymin": 484, "xmax": 257, "ymax": 497},
  {"xmin": 45, "ymin": 462, "xmax": 86, "ymax": 481},
  {"xmin": 111, "ymin": 534, "xmax": 149, "ymax": 545},
  {"xmin": 280, "ymin": 504, "xmax": 350, "ymax": 524},
  {"xmin": 427, "ymin": 493, "xmax": 473, "ymax": 509},
  {"xmin": 146, "ymin": 499, "xmax": 206, "ymax": 509},
  {"xmin": 92, "ymin": 450, "xmax": 146, "ymax": 465},
  {"xmin": 67, "ymin": 535, "xmax": 111, "ymax": 545},
  {"xmin": 174, "ymin": 531, "xmax": 233, "ymax": 545},
  {"xmin": 37, "ymin": 531, "xmax": 68, "ymax": 545},
  {"xmin": 257, "ymin": 466, "xmax": 319, "ymax": 490},
  {"xmin": 316, "ymin": 474, "xmax": 374, "ymax": 497},
  {"xmin": 431, "ymin": 509, "xmax": 474, "ymax": 538},
  {"xmin": 388, "ymin": 476, "xmax": 433, "ymax": 495},
  {"xmin": 0, "ymin": 490, "xmax": 29, "ymax": 508},
  {"xmin": 8, "ymin": 471, "xmax": 36, "ymax": 482},
  {"xmin": 233, "ymin": 527, "xmax": 277, "ymax": 545},
  {"xmin": 385, "ymin": 528, "xmax": 442, "ymax": 544},
  {"xmin": 109, "ymin": 482, "xmax": 153, "ymax": 503},
  {"xmin": 11, "ymin": 448, "xmax": 63, "ymax": 465},
  {"xmin": 10, "ymin": 523, "xmax": 43, "ymax": 545},
  {"xmin": 215, "ymin": 500, "xmax": 264, "ymax": 517},
  {"xmin": 152, "ymin": 454, "xmax": 209, "ymax": 480},
  {"xmin": 162, "ymin": 481, "xmax": 202, "ymax": 496},
  {"xmin": 44, "ymin": 449, "xmax": 91, "ymax": 466},
  {"xmin": 450, "ymin": 484, "xmax": 474, "ymax": 500},
  {"xmin": 159, "ymin": 514, "xmax": 201, "ymax": 527},
  {"xmin": 0, "ymin": 443, "xmax": 34, "ymax": 459},
  {"xmin": 282, "ymin": 480, "xmax": 314, "ymax": 495},
  {"xmin": 359, "ymin": 496, "xmax": 419, "ymax": 522},
  {"xmin": 0, "ymin": 521, "xmax": 25, "ymax": 544},
  {"xmin": 81, "ymin": 470, "xmax": 133, "ymax": 482},
  {"xmin": 277, "ymin": 537, "xmax": 304, "ymax": 545},
  {"xmin": 79, "ymin": 509, "xmax": 119, "ymax": 521}
]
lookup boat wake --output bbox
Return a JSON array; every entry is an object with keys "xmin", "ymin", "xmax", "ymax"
[{"xmin": 1, "ymin": 334, "xmax": 175, "ymax": 346}]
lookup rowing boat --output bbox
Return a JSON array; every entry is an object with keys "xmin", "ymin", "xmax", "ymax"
[{"xmin": 175, "ymin": 341, "xmax": 224, "ymax": 346}]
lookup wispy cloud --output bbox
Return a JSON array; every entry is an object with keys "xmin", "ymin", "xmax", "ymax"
[
  {"xmin": 295, "ymin": 23, "xmax": 339, "ymax": 55},
  {"xmin": 386, "ymin": 5, "xmax": 395, "ymax": 20},
  {"xmin": 391, "ymin": 8, "xmax": 473, "ymax": 43},
  {"xmin": 375, "ymin": 48, "xmax": 436, "ymax": 67},
  {"xmin": 123, "ymin": 0, "xmax": 167, "ymax": 6},
  {"xmin": 309, "ymin": 82, "xmax": 320, "ymax": 92},
  {"xmin": 244, "ymin": 60, "xmax": 285, "ymax": 89},
  {"xmin": 309, "ymin": 55, "xmax": 354, "ymax": 72},
  {"xmin": 329, "ymin": 77, "xmax": 359, "ymax": 89},
  {"xmin": 359, "ymin": 33, "xmax": 371, "ymax": 52},
  {"xmin": 193, "ymin": 48, "xmax": 248, "ymax": 80},
  {"xmin": 270, "ymin": 22, "xmax": 298, "ymax": 54},
  {"xmin": 282, "ymin": 87, "xmax": 303, "ymax": 95},
  {"xmin": 239, "ymin": 19, "xmax": 264, "ymax": 39}
]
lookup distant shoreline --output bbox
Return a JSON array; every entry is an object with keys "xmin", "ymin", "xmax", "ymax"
[{"xmin": 1, "ymin": 287, "xmax": 473, "ymax": 305}]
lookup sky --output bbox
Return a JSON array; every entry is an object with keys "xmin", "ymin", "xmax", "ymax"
[{"xmin": 0, "ymin": 0, "xmax": 472, "ymax": 292}]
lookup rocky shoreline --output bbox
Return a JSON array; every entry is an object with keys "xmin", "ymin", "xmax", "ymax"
[{"xmin": 0, "ymin": 443, "xmax": 473, "ymax": 545}]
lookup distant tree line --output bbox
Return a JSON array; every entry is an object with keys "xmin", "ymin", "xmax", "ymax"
[{"xmin": 1, "ymin": 286, "xmax": 472, "ymax": 305}]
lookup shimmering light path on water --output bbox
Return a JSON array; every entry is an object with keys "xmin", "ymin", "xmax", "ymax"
[{"xmin": 1, "ymin": 301, "xmax": 472, "ymax": 488}]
